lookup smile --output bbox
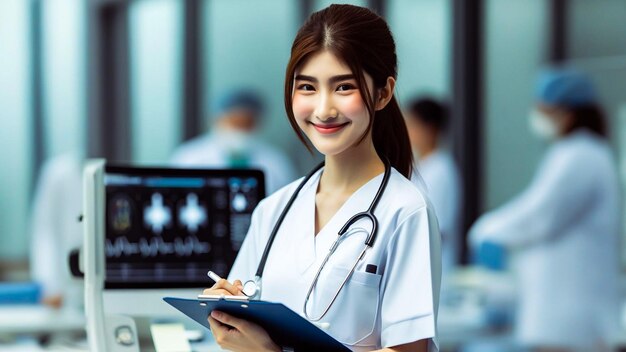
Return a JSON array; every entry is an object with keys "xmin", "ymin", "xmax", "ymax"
[{"xmin": 311, "ymin": 122, "xmax": 350, "ymax": 134}]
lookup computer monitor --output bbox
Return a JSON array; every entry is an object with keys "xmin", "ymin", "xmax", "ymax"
[{"xmin": 84, "ymin": 161, "xmax": 265, "ymax": 320}]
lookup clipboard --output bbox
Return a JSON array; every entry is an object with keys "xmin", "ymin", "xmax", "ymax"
[{"xmin": 163, "ymin": 296, "xmax": 350, "ymax": 352}]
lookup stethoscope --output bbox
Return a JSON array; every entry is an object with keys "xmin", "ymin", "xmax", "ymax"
[{"xmin": 241, "ymin": 160, "xmax": 391, "ymax": 321}]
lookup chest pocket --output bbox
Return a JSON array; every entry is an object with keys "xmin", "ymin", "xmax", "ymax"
[{"xmin": 313, "ymin": 265, "xmax": 382, "ymax": 346}]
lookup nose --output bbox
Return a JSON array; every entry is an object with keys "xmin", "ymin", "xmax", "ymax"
[{"xmin": 314, "ymin": 94, "xmax": 338, "ymax": 122}]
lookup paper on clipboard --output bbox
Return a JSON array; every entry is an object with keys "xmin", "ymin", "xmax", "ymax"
[{"xmin": 163, "ymin": 296, "xmax": 350, "ymax": 352}]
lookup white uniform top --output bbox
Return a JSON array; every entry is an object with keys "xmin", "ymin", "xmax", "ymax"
[
  {"xmin": 469, "ymin": 130, "xmax": 621, "ymax": 349},
  {"xmin": 29, "ymin": 152, "xmax": 84, "ymax": 308},
  {"xmin": 170, "ymin": 132, "xmax": 297, "ymax": 194},
  {"xmin": 229, "ymin": 167, "xmax": 442, "ymax": 351},
  {"xmin": 414, "ymin": 149, "xmax": 462, "ymax": 273}
]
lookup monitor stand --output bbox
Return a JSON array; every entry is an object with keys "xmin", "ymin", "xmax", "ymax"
[{"xmin": 103, "ymin": 314, "xmax": 140, "ymax": 352}]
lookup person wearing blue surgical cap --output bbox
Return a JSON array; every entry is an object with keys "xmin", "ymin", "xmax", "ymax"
[
  {"xmin": 170, "ymin": 89, "xmax": 296, "ymax": 194},
  {"xmin": 469, "ymin": 67, "xmax": 621, "ymax": 352}
]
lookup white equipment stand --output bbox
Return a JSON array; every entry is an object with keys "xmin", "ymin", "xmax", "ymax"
[{"xmin": 83, "ymin": 159, "xmax": 139, "ymax": 352}]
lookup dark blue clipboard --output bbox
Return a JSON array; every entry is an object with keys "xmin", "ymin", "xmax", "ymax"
[{"xmin": 163, "ymin": 297, "xmax": 350, "ymax": 352}]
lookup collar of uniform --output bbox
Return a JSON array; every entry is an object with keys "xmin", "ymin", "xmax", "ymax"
[{"xmin": 294, "ymin": 168, "xmax": 386, "ymax": 275}]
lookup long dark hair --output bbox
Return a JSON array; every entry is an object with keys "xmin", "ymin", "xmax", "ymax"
[{"xmin": 284, "ymin": 4, "xmax": 413, "ymax": 178}]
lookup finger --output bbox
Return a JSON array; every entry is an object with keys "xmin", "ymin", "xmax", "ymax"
[
  {"xmin": 232, "ymin": 279, "xmax": 244, "ymax": 293},
  {"xmin": 207, "ymin": 315, "xmax": 220, "ymax": 330},
  {"xmin": 202, "ymin": 281, "xmax": 241, "ymax": 296},
  {"xmin": 207, "ymin": 316, "xmax": 229, "ymax": 347},
  {"xmin": 202, "ymin": 288, "xmax": 235, "ymax": 296},
  {"xmin": 211, "ymin": 310, "xmax": 247, "ymax": 330},
  {"xmin": 210, "ymin": 279, "xmax": 242, "ymax": 296}
]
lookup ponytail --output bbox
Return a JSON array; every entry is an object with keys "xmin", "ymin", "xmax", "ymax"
[{"xmin": 373, "ymin": 97, "xmax": 413, "ymax": 178}]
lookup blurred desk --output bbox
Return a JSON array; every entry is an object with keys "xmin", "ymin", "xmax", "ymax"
[
  {"xmin": 437, "ymin": 266, "xmax": 517, "ymax": 351},
  {"xmin": 0, "ymin": 305, "xmax": 85, "ymax": 335},
  {"xmin": 0, "ymin": 306, "xmax": 227, "ymax": 351},
  {"xmin": 0, "ymin": 306, "xmax": 86, "ymax": 351}
]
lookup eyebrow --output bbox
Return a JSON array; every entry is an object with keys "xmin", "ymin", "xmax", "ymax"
[{"xmin": 294, "ymin": 74, "xmax": 356, "ymax": 84}]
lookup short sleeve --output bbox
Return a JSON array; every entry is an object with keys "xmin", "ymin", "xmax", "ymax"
[{"xmin": 380, "ymin": 205, "xmax": 441, "ymax": 350}]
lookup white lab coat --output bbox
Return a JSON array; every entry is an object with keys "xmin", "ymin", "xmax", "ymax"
[
  {"xmin": 469, "ymin": 130, "xmax": 621, "ymax": 349},
  {"xmin": 229, "ymin": 168, "xmax": 442, "ymax": 351},
  {"xmin": 170, "ymin": 132, "xmax": 297, "ymax": 194},
  {"xmin": 29, "ymin": 152, "xmax": 84, "ymax": 308},
  {"xmin": 414, "ymin": 150, "xmax": 462, "ymax": 273}
]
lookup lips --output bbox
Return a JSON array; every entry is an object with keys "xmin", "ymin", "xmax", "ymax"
[{"xmin": 311, "ymin": 122, "xmax": 350, "ymax": 134}]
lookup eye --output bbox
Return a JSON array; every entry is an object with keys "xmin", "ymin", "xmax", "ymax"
[
  {"xmin": 336, "ymin": 83, "xmax": 356, "ymax": 92},
  {"xmin": 297, "ymin": 83, "xmax": 315, "ymax": 92}
]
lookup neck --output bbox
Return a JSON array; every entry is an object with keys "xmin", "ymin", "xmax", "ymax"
[
  {"xmin": 319, "ymin": 138, "xmax": 384, "ymax": 195},
  {"xmin": 417, "ymin": 140, "xmax": 438, "ymax": 161}
]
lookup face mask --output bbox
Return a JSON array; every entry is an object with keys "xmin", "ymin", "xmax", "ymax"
[
  {"xmin": 528, "ymin": 109, "xmax": 558, "ymax": 140},
  {"xmin": 215, "ymin": 129, "xmax": 255, "ymax": 167}
]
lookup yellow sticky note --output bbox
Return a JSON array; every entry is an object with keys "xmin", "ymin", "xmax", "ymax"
[{"xmin": 150, "ymin": 323, "xmax": 192, "ymax": 352}]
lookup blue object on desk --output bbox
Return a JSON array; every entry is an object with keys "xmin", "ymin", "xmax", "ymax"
[
  {"xmin": 0, "ymin": 282, "xmax": 41, "ymax": 304},
  {"xmin": 473, "ymin": 241, "xmax": 507, "ymax": 271}
]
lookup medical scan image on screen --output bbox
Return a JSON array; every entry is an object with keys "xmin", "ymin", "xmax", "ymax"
[{"xmin": 103, "ymin": 168, "xmax": 264, "ymax": 289}]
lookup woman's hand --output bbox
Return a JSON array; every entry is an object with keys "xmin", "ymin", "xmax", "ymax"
[
  {"xmin": 208, "ymin": 310, "xmax": 281, "ymax": 352},
  {"xmin": 202, "ymin": 279, "xmax": 244, "ymax": 296}
]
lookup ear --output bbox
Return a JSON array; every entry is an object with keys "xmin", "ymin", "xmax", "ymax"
[
  {"xmin": 375, "ymin": 77, "xmax": 396, "ymax": 111},
  {"xmin": 555, "ymin": 108, "xmax": 575, "ymax": 135}
]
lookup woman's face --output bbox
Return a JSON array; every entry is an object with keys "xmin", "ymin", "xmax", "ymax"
[{"xmin": 291, "ymin": 50, "xmax": 375, "ymax": 157}]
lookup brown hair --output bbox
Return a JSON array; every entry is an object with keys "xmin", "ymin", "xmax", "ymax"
[
  {"xmin": 564, "ymin": 104, "xmax": 607, "ymax": 138},
  {"xmin": 284, "ymin": 4, "xmax": 413, "ymax": 178}
]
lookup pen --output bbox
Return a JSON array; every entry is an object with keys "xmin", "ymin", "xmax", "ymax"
[{"xmin": 207, "ymin": 270, "xmax": 222, "ymax": 283}]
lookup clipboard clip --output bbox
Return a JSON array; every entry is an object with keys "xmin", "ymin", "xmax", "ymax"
[{"xmin": 197, "ymin": 294, "xmax": 250, "ymax": 302}]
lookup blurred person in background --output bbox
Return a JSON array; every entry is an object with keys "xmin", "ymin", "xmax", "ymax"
[
  {"xmin": 469, "ymin": 67, "xmax": 621, "ymax": 352},
  {"xmin": 405, "ymin": 97, "xmax": 462, "ymax": 274},
  {"xmin": 170, "ymin": 89, "xmax": 296, "ymax": 194},
  {"xmin": 30, "ymin": 151, "xmax": 84, "ymax": 310}
]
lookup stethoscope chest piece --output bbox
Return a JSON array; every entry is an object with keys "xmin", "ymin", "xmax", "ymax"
[{"xmin": 242, "ymin": 276, "xmax": 261, "ymax": 299}]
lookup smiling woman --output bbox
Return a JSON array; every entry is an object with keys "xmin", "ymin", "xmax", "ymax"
[
  {"xmin": 284, "ymin": 7, "xmax": 414, "ymax": 179},
  {"xmin": 203, "ymin": 4, "xmax": 441, "ymax": 352}
]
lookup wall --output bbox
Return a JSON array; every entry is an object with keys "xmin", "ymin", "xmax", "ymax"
[
  {"xmin": 0, "ymin": 0, "xmax": 32, "ymax": 260},
  {"xmin": 41, "ymin": 0, "xmax": 86, "ymax": 158},
  {"xmin": 388, "ymin": 0, "xmax": 451, "ymax": 105},
  {"xmin": 130, "ymin": 0, "xmax": 183, "ymax": 164},
  {"xmin": 483, "ymin": 0, "xmax": 548, "ymax": 209},
  {"xmin": 203, "ymin": 0, "xmax": 313, "ymax": 172},
  {"xmin": 0, "ymin": 0, "xmax": 87, "ymax": 261}
]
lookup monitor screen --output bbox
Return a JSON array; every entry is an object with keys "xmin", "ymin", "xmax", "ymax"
[{"xmin": 103, "ymin": 166, "xmax": 265, "ymax": 289}]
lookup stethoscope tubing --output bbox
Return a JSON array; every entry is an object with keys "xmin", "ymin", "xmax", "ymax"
[
  {"xmin": 245, "ymin": 161, "xmax": 391, "ymax": 320},
  {"xmin": 303, "ymin": 242, "xmax": 368, "ymax": 321},
  {"xmin": 254, "ymin": 162, "xmax": 325, "ymax": 279}
]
